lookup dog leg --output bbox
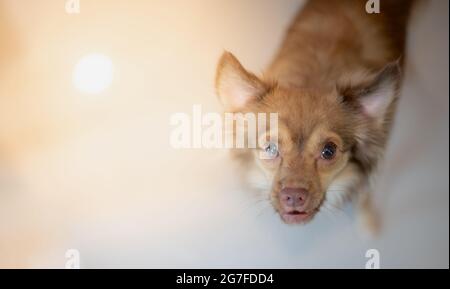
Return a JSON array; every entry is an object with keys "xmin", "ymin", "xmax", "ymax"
[{"xmin": 355, "ymin": 185, "xmax": 380, "ymax": 238}]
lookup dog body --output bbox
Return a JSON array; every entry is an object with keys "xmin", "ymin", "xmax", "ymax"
[{"xmin": 215, "ymin": 0, "xmax": 413, "ymax": 233}]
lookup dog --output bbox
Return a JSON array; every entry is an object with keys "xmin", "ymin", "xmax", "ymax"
[{"xmin": 215, "ymin": 0, "xmax": 414, "ymax": 234}]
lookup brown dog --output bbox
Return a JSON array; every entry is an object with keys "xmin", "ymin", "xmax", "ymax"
[{"xmin": 215, "ymin": 0, "xmax": 414, "ymax": 234}]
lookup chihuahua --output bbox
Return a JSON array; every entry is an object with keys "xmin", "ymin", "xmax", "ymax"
[{"xmin": 215, "ymin": 0, "xmax": 414, "ymax": 234}]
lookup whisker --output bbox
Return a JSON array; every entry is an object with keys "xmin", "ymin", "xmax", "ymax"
[
  {"xmin": 322, "ymin": 202, "xmax": 351, "ymax": 220},
  {"xmin": 255, "ymin": 203, "xmax": 273, "ymax": 218}
]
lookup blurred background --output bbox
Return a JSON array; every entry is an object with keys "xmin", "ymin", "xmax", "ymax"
[{"xmin": 0, "ymin": 0, "xmax": 448, "ymax": 268}]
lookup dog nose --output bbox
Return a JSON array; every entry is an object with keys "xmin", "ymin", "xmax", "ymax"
[{"xmin": 280, "ymin": 187, "xmax": 308, "ymax": 209}]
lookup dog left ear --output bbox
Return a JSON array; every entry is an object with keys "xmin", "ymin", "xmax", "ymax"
[
  {"xmin": 339, "ymin": 62, "xmax": 402, "ymax": 123},
  {"xmin": 215, "ymin": 51, "xmax": 268, "ymax": 112}
]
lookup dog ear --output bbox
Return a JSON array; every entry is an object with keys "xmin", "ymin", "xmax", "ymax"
[
  {"xmin": 339, "ymin": 62, "xmax": 402, "ymax": 125},
  {"xmin": 215, "ymin": 51, "xmax": 268, "ymax": 112},
  {"xmin": 338, "ymin": 63, "xmax": 402, "ymax": 171}
]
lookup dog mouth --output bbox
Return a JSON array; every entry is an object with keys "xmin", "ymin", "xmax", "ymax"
[
  {"xmin": 272, "ymin": 192, "xmax": 325, "ymax": 225},
  {"xmin": 280, "ymin": 209, "xmax": 317, "ymax": 224}
]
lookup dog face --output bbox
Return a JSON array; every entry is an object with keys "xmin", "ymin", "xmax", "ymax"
[{"xmin": 215, "ymin": 52, "xmax": 400, "ymax": 224}]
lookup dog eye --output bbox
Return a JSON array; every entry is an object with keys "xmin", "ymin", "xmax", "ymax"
[
  {"xmin": 321, "ymin": 142, "xmax": 337, "ymax": 160},
  {"xmin": 264, "ymin": 142, "xmax": 279, "ymax": 158}
]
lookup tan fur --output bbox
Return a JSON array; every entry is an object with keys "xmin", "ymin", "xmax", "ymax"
[{"xmin": 215, "ymin": 0, "xmax": 414, "ymax": 233}]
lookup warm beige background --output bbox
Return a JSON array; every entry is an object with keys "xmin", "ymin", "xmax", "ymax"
[{"xmin": 0, "ymin": 0, "xmax": 448, "ymax": 268}]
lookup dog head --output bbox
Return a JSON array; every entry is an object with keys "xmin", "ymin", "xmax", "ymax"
[{"xmin": 215, "ymin": 52, "xmax": 400, "ymax": 224}]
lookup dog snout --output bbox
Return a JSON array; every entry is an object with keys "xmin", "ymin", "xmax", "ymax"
[{"xmin": 279, "ymin": 187, "xmax": 309, "ymax": 211}]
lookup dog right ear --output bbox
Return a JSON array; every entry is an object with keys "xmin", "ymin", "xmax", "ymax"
[
  {"xmin": 338, "ymin": 62, "xmax": 402, "ymax": 127},
  {"xmin": 215, "ymin": 52, "xmax": 268, "ymax": 112}
]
